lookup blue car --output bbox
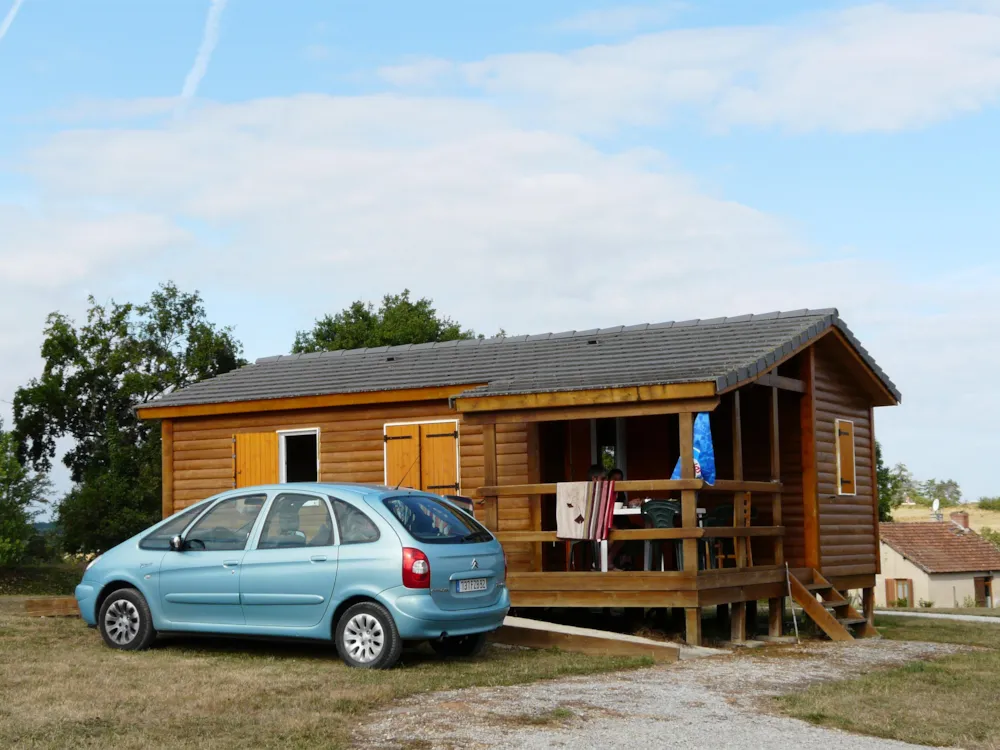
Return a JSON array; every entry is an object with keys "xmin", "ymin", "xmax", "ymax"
[{"xmin": 75, "ymin": 484, "xmax": 510, "ymax": 669}]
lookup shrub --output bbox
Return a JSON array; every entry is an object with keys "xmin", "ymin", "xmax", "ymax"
[
  {"xmin": 918, "ymin": 599, "xmax": 934, "ymax": 608},
  {"xmin": 895, "ymin": 598, "xmax": 910, "ymax": 608},
  {"xmin": 963, "ymin": 595, "xmax": 977, "ymax": 609},
  {"xmin": 978, "ymin": 497, "xmax": 1000, "ymax": 512}
]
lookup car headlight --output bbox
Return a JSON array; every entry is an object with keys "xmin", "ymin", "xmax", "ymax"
[{"xmin": 86, "ymin": 555, "xmax": 102, "ymax": 571}]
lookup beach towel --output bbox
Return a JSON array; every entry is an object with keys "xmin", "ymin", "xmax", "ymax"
[
  {"xmin": 671, "ymin": 412, "xmax": 717, "ymax": 485},
  {"xmin": 556, "ymin": 482, "xmax": 590, "ymax": 539}
]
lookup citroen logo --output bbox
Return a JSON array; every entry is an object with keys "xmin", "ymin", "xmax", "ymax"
[{"xmin": 470, "ymin": 559, "xmax": 479, "ymax": 570}]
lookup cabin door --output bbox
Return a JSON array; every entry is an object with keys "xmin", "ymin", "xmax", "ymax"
[{"xmin": 234, "ymin": 432, "xmax": 280, "ymax": 488}]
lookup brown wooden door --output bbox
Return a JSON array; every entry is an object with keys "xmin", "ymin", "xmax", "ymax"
[
  {"xmin": 385, "ymin": 424, "xmax": 421, "ymax": 489},
  {"xmin": 234, "ymin": 432, "xmax": 279, "ymax": 488},
  {"xmin": 419, "ymin": 423, "xmax": 459, "ymax": 494},
  {"xmin": 975, "ymin": 576, "xmax": 989, "ymax": 608}
]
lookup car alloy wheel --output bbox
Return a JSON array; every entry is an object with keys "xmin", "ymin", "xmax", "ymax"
[
  {"xmin": 104, "ymin": 599, "xmax": 141, "ymax": 646},
  {"xmin": 342, "ymin": 613, "xmax": 385, "ymax": 664}
]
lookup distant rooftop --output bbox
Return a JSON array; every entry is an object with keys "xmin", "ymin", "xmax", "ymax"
[{"xmin": 144, "ymin": 308, "xmax": 900, "ymax": 410}]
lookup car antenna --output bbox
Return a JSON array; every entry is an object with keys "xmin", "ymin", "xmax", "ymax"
[{"xmin": 394, "ymin": 455, "xmax": 420, "ymax": 490}]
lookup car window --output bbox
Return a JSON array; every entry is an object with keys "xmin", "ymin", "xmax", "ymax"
[
  {"xmin": 139, "ymin": 502, "xmax": 211, "ymax": 550},
  {"xmin": 185, "ymin": 494, "xmax": 266, "ymax": 551},
  {"xmin": 383, "ymin": 494, "xmax": 492, "ymax": 544},
  {"xmin": 331, "ymin": 498, "xmax": 380, "ymax": 544},
  {"xmin": 258, "ymin": 493, "xmax": 334, "ymax": 549}
]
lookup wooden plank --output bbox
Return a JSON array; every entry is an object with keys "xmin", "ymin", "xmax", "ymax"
[
  {"xmin": 730, "ymin": 601, "xmax": 746, "ymax": 643},
  {"xmin": 508, "ymin": 571, "xmax": 696, "ymax": 590},
  {"xmin": 768, "ymin": 596, "xmax": 784, "ymax": 637},
  {"xmin": 481, "ymin": 423, "xmax": 499, "ymax": 531},
  {"xmin": 698, "ymin": 583, "xmax": 786, "ymax": 607},
  {"xmin": 511, "ymin": 590, "xmax": 698, "ymax": 608},
  {"xmin": 696, "ymin": 566, "xmax": 785, "ymax": 589},
  {"xmin": 25, "ymin": 597, "xmax": 80, "ymax": 617},
  {"xmin": 788, "ymin": 572, "xmax": 854, "ymax": 641},
  {"xmin": 472, "ymin": 479, "xmax": 704, "ymax": 497},
  {"xmin": 491, "ymin": 621, "xmax": 679, "ymax": 664},
  {"xmin": 685, "ymin": 607, "xmax": 702, "ymax": 646},
  {"xmin": 755, "ymin": 373, "xmax": 806, "ymax": 393},
  {"xmin": 801, "ymin": 347, "xmax": 821, "ymax": 570},
  {"xmin": 770, "ymin": 386, "xmax": 784, "ymax": 567},
  {"xmin": 732, "ymin": 390, "xmax": 744, "ymax": 482},
  {"xmin": 459, "ymin": 397, "xmax": 722, "ymax": 425},
  {"xmin": 710, "ymin": 480, "xmax": 783, "ymax": 493},
  {"xmin": 137, "ymin": 384, "xmax": 481, "ymax": 419},
  {"xmin": 454, "ymin": 382, "xmax": 717, "ymax": 413},
  {"xmin": 162, "ymin": 419, "xmax": 174, "ymax": 518}
]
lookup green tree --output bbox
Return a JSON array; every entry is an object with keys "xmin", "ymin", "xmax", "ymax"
[
  {"xmin": 875, "ymin": 441, "xmax": 903, "ymax": 521},
  {"xmin": 293, "ymin": 290, "xmax": 477, "ymax": 353},
  {"xmin": 920, "ymin": 478, "xmax": 962, "ymax": 507},
  {"xmin": 0, "ymin": 419, "xmax": 51, "ymax": 565},
  {"xmin": 13, "ymin": 282, "xmax": 245, "ymax": 553}
]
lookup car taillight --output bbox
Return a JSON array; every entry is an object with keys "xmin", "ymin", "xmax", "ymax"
[{"xmin": 402, "ymin": 547, "xmax": 430, "ymax": 589}]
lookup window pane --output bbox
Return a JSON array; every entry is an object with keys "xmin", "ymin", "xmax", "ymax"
[
  {"xmin": 186, "ymin": 495, "xmax": 266, "ymax": 551},
  {"xmin": 331, "ymin": 499, "xmax": 380, "ymax": 544},
  {"xmin": 258, "ymin": 493, "xmax": 333, "ymax": 549},
  {"xmin": 140, "ymin": 502, "xmax": 211, "ymax": 550},
  {"xmin": 383, "ymin": 494, "xmax": 492, "ymax": 544}
]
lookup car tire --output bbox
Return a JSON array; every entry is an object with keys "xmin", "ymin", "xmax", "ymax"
[
  {"xmin": 98, "ymin": 588, "xmax": 156, "ymax": 651},
  {"xmin": 430, "ymin": 632, "xmax": 489, "ymax": 658},
  {"xmin": 335, "ymin": 602, "xmax": 402, "ymax": 669}
]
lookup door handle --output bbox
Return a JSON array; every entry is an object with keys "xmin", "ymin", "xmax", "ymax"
[
  {"xmin": 310, "ymin": 555, "xmax": 328, "ymax": 563},
  {"xmin": 223, "ymin": 560, "xmax": 240, "ymax": 567}
]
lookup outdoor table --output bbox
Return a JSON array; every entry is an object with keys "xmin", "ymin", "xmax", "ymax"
[{"xmin": 598, "ymin": 503, "xmax": 707, "ymax": 572}]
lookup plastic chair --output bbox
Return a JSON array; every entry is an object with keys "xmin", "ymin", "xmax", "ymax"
[{"xmin": 641, "ymin": 500, "xmax": 682, "ymax": 571}]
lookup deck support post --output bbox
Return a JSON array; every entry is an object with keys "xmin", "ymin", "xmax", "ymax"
[
  {"xmin": 730, "ymin": 601, "xmax": 746, "ymax": 643},
  {"xmin": 482, "ymin": 422, "xmax": 499, "ymax": 532},
  {"xmin": 685, "ymin": 607, "xmax": 702, "ymax": 646},
  {"xmin": 863, "ymin": 587, "xmax": 875, "ymax": 626},
  {"xmin": 768, "ymin": 597, "xmax": 784, "ymax": 637}
]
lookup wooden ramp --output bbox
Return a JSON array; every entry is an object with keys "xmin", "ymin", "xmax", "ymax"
[
  {"xmin": 788, "ymin": 570, "xmax": 878, "ymax": 641},
  {"xmin": 492, "ymin": 616, "xmax": 718, "ymax": 663},
  {"xmin": 24, "ymin": 597, "xmax": 80, "ymax": 617}
]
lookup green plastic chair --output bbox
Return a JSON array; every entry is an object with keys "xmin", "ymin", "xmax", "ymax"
[{"xmin": 641, "ymin": 500, "xmax": 682, "ymax": 571}]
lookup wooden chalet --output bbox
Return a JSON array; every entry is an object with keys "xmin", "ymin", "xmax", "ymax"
[{"xmin": 137, "ymin": 308, "xmax": 900, "ymax": 645}]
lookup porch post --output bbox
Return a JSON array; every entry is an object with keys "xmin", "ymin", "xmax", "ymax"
[
  {"xmin": 730, "ymin": 392, "xmax": 746, "ymax": 643},
  {"xmin": 769, "ymin": 385, "xmax": 784, "ymax": 637},
  {"xmin": 482, "ymin": 422, "xmax": 499, "ymax": 531},
  {"xmin": 679, "ymin": 411, "xmax": 701, "ymax": 646}
]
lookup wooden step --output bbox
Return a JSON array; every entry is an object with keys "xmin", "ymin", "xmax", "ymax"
[
  {"xmin": 839, "ymin": 617, "xmax": 868, "ymax": 627},
  {"xmin": 788, "ymin": 573, "xmax": 854, "ymax": 642},
  {"xmin": 805, "ymin": 583, "xmax": 833, "ymax": 592}
]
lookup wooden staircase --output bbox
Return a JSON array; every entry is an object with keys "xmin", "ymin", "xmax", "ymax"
[{"xmin": 787, "ymin": 569, "xmax": 878, "ymax": 641}]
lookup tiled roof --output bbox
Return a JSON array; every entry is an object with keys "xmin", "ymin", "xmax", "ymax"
[
  {"xmin": 146, "ymin": 308, "xmax": 901, "ymax": 408},
  {"xmin": 879, "ymin": 522, "xmax": 1000, "ymax": 574}
]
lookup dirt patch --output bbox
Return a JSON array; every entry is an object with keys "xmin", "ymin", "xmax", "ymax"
[{"xmin": 357, "ymin": 639, "xmax": 965, "ymax": 749}]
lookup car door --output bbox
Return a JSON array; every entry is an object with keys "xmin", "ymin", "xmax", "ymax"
[
  {"xmin": 158, "ymin": 493, "xmax": 266, "ymax": 626},
  {"xmin": 239, "ymin": 491, "xmax": 339, "ymax": 628}
]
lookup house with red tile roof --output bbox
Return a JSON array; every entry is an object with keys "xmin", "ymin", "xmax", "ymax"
[{"xmin": 877, "ymin": 512, "xmax": 1000, "ymax": 608}]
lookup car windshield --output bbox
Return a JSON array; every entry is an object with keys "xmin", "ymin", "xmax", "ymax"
[{"xmin": 383, "ymin": 495, "xmax": 492, "ymax": 544}]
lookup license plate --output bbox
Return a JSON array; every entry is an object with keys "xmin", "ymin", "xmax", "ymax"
[{"xmin": 457, "ymin": 578, "xmax": 488, "ymax": 593}]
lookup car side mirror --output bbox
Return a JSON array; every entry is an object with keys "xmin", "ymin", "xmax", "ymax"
[{"xmin": 169, "ymin": 535, "xmax": 184, "ymax": 552}]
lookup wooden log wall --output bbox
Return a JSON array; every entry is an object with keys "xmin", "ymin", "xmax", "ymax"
[
  {"xmin": 167, "ymin": 400, "xmax": 535, "ymax": 571},
  {"xmin": 812, "ymin": 337, "xmax": 878, "ymax": 577}
]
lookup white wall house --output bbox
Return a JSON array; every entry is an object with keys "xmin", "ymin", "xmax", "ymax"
[{"xmin": 876, "ymin": 512, "xmax": 1000, "ymax": 609}]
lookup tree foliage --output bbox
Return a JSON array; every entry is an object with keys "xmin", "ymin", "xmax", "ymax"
[
  {"xmin": 293, "ymin": 290, "xmax": 476, "ymax": 353},
  {"xmin": 0, "ymin": 419, "xmax": 51, "ymax": 565},
  {"xmin": 13, "ymin": 283, "xmax": 245, "ymax": 553},
  {"xmin": 876, "ymin": 441, "xmax": 903, "ymax": 521}
]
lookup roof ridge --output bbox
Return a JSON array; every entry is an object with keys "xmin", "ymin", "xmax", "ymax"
[{"xmin": 253, "ymin": 308, "xmax": 840, "ymax": 365}]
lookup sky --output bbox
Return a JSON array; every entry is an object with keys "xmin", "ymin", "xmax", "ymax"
[{"xmin": 1, "ymin": 0, "xmax": 999, "ymax": 505}]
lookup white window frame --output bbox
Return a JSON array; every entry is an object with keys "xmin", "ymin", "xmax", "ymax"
[
  {"xmin": 382, "ymin": 418, "xmax": 461, "ymax": 493},
  {"xmin": 276, "ymin": 428, "xmax": 321, "ymax": 484},
  {"xmin": 835, "ymin": 418, "xmax": 857, "ymax": 497}
]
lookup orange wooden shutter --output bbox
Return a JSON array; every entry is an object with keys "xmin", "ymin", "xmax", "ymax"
[
  {"xmin": 419, "ymin": 423, "xmax": 459, "ymax": 494},
  {"xmin": 885, "ymin": 578, "xmax": 897, "ymax": 606},
  {"xmin": 385, "ymin": 424, "xmax": 420, "ymax": 489},
  {"xmin": 836, "ymin": 419, "xmax": 856, "ymax": 496},
  {"xmin": 234, "ymin": 432, "xmax": 279, "ymax": 488}
]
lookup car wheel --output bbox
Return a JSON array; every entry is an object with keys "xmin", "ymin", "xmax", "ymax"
[
  {"xmin": 430, "ymin": 632, "xmax": 489, "ymax": 658},
  {"xmin": 98, "ymin": 588, "xmax": 156, "ymax": 651},
  {"xmin": 335, "ymin": 602, "xmax": 402, "ymax": 669}
]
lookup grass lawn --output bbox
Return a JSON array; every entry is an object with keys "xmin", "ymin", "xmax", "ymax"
[
  {"xmin": 0, "ymin": 597, "xmax": 650, "ymax": 749},
  {"xmin": 777, "ymin": 615, "xmax": 1000, "ymax": 748},
  {"xmin": 883, "ymin": 606, "xmax": 1000, "ymax": 618}
]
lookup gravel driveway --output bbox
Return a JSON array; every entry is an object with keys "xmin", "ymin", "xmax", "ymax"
[{"xmin": 358, "ymin": 639, "xmax": 964, "ymax": 749}]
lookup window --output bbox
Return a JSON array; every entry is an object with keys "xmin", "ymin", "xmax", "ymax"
[
  {"xmin": 280, "ymin": 429, "xmax": 319, "ymax": 483},
  {"xmin": 835, "ymin": 419, "xmax": 856, "ymax": 496},
  {"xmin": 383, "ymin": 494, "xmax": 492, "ymax": 544},
  {"xmin": 331, "ymin": 498, "xmax": 380, "ymax": 544},
  {"xmin": 886, "ymin": 578, "xmax": 912, "ymax": 607},
  {"xmin": 140, "ymin": 502, "xmax": 211, "ymax": 550},
  {"xmin": 258, "ymin": 493, "xmax": 334, "ymax": 549},
  {"xmin": 185, "ymin": 494, "xmax": 266, "ymax": 551}
]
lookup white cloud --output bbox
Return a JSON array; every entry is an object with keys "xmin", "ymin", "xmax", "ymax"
[
  {"xmin": 179, "ymin": 0, "xmax": 228, "ymax": 108},
  {"xmin": 0, "ymin": 0, "xmax": 25, "ymax": 43},
  {"xmin": 555, "ymin": 3, "xmax": 683, "ymax": 34},
  {"xmin": 382, "ymin": 4, "xmax": 1000, "ymax": 133}
]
